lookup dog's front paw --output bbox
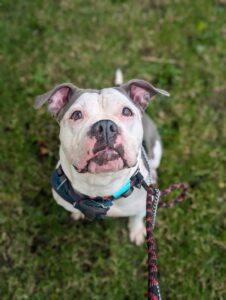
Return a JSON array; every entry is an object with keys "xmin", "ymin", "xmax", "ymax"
[
  {"xmin": 128, "ymin": 217, "xmax": 146, "ymax": 246},
  {"xmin": 71, "ymin": 210, "xmax": 85, "ymax": 221}
]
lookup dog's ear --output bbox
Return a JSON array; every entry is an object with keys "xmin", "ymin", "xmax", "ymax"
[
  {"xmin": 34, "ymin": 83, "xmax": 77, "ymax": 116},
  {"xmin": 121, "ymin": 79, "xmax": 169, "ymax": 111}
]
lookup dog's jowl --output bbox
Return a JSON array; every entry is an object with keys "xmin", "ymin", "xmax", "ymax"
[{"xmin": 34, "ymin": 79, "xmax": 169, "ymax": 245}]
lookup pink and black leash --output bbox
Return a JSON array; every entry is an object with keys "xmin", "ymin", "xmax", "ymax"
[{"xmin": 140, "ymin": 176, "xmax": 189, "ymax": 300}]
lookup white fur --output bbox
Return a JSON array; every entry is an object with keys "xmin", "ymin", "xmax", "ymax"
[
  {"xmin": 115, "ymin": 69, "xmax": 123, "ymax": 85},
  {"xmin": 149, "ymin": 140, "xmax": 162, "ymax": 169}
]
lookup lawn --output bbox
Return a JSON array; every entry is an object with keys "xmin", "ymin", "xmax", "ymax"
[{"xmin": 0, "ymin": 0, "xmax": 226, "ymax": 299}]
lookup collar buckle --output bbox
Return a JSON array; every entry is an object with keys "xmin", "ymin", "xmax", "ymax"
[
  {"xmin": 131, "ymin": 171, "xmax": 144, "ymax": 189},
  {"xmin": 121, "ymin": 187, "xmax": 134, "ymax": 198}
]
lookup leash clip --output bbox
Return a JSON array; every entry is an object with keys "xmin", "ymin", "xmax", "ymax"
[{"xmin": 132, "ymin": 172, "xmax": 144, "ymax": 189}]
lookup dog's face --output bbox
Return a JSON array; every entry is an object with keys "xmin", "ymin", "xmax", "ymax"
[
  {"xmin": 34, "ymin": 80, "xmax": 169, "ymax": 174},
  {"xmin": 59, "ymin": 89, "xmax": 143, "ymax": 173}
]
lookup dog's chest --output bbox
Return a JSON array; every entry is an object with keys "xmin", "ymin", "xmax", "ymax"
[{"xmin": 106, "ymin": 187, "xmax": 146, "ymax": 217}]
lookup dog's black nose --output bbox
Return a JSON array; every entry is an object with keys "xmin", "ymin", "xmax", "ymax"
[{"xmin": 90, "ymin": 119, "xmax": 119, "ymax": 144}]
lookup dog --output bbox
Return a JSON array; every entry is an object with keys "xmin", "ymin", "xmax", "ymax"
[{"xmin": 34, "ymin": 78, "xmax": 169, "ymax": 245}]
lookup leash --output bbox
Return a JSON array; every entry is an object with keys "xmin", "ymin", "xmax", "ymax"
[
  {"xmin": 140, "ymin": 146, "xmax": 189, "ymax": 299},
  {"xmin": 139, "ymin": 176, "xmax": 189, "ymax": 300}
]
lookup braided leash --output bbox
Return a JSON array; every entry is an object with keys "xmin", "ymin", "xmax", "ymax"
[{"xmin": 141, "ymin": 180, "xmax": 189, "ymax": 300}]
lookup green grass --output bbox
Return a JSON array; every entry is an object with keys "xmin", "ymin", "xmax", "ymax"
[{"xmin": 0, "ymin": 0, "xmax": 226, "ymax": 299}]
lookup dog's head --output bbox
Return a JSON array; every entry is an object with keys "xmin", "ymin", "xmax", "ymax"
[{"xmin": 34, "ymin": 80, "xmax": 169, "ymax": 174}]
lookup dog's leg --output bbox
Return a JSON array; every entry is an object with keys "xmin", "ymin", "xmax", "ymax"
[
  {"xmin": 128, "ymin": 213, "xmax": 146, "ymax": 246},
  {"xmin": 71, "ymin": 209, "xmax": 85, "ymax": 221}
]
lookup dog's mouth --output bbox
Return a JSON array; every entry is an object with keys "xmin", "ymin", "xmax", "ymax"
[
  {"xmin": 75, "ymin": 145, "xmax": 128, "ymax": 173},
  {"xmin": 90, "ymin": 147, "xmax": 120, "ymax": 164}
]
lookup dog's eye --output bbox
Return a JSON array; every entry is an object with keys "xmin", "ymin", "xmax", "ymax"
[
  {"xmin": 122, "ymin": 107, "xmax": 133, "ymax": 117},
  {"xmin": 70, "ymin": 111, "xmax": 83, "ymax": 121}
]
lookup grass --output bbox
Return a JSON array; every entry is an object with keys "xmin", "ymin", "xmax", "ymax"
[{"xmin": 0, "ymin": 0, "xmax": 226, "ymax": 299}]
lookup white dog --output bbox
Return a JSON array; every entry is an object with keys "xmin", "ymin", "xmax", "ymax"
[{"xmin": 34, "ymin": 78, "xmax": 169, "ymax": 245}]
